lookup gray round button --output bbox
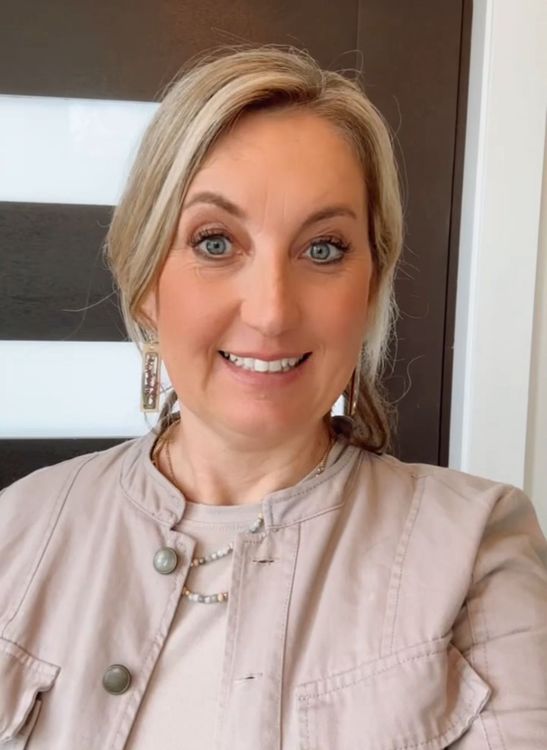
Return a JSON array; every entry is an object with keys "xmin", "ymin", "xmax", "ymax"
[
  {"xmin": 102, "ymin": 664, "xmax": 131, "ymax": 695},
  {"xmin": 153, "ymin": 547, "xmax": 178, "ymax": 575}
]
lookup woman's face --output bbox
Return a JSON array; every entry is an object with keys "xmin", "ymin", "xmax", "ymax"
[{"xmin": 144, "ymin": 108, "xmax": 375, "ymax": 443}]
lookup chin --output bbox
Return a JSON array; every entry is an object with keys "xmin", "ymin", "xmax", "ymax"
[{"xmin": 220, "ymin": 408, "xmax": 306, "ymax": 441}]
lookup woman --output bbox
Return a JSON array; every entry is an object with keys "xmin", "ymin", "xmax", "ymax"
[{"xmin": 1, "ymin": 46, "xmax": 546, "ymax": 749}]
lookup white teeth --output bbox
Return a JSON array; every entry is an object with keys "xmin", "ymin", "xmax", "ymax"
[
  {"xmin": 222, "ymin": 352, "xmax": 306, "ymax": 373},
  {"xmin": 254, "ymin": 359, "xmax": 268, "ymax": 373}
]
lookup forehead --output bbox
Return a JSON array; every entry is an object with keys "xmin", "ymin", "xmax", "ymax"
[{"xmin": 186, "ymin": 108, "xmax": 367, "ymax": 215}]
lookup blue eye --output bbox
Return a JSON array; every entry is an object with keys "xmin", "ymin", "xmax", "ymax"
[
  {"xmin": 192, "ymin": 232, "xmax": 232, "ymax": 258},
  {"xmin": 306, "ymin": 238, "xmax": 348, "ymax": 264}
]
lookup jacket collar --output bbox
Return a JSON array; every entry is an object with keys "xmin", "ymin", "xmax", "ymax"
[{"xmin": 119, "ymin": 430, "xmax": 365, "ymax": 530}]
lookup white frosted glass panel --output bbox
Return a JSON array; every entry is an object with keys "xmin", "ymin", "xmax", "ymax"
[
  {"xmin": 0, "ymin": 341, "xmax": 169, "ymax": 438},
  {"xmin": 0, "ymin": 96, "xmax": 157, "ymax": 205}
]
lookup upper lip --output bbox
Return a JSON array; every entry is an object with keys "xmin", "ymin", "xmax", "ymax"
[{"xmin": 220, "ymin": 350, "xmax": 310, "ymax": 361}]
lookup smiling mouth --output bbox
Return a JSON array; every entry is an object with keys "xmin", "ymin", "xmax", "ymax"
[{"xmin": 219, "ymin": 351, "xmax": 311, "ymax": 373}]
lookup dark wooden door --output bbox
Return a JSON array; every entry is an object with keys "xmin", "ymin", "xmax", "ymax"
[{"xmin": 0, "ymin": 0, "xmax": 471, "ymax": 487}]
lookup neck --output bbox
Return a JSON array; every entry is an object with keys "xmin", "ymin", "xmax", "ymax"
[{"xmin": 157, "ymin": 414, "xmax": 332, "ymax": 507}]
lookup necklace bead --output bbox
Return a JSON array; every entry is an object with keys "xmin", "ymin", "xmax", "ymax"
[{"xmin": 183, "ymin": 587, "xmax": 229, "ymax": 604}]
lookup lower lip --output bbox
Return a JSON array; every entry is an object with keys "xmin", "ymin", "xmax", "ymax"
[{"xmin": 218, "ymin": 353, "xmax": 311, "ymax": 387}]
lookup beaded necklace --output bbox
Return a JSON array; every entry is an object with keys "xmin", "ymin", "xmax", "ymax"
[{"xmin": 152, "ymin": 422, "xmax": 333, "ymax": 604}]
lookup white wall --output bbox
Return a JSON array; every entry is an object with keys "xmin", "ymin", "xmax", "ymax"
[
  {"xmin": 450, "ymin": 0, "xmax": 547, "ymax": 528},
  {"xmin": 525, "ymin": 128, "xmax": 547, "ymax": 530}
]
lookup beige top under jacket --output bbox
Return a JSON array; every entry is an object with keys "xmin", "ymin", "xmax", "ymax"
[{"xmin": 1, "ymin": 431, "xmax": 547, "ymax": 749}]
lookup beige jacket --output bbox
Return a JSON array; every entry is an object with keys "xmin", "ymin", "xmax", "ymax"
[{"xmin": 1, "ymin": 431, "xmax": 547, "ymax": 749}]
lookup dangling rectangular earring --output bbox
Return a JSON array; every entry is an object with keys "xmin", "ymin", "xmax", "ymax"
[
  {"xmin": 140, "ymin": 342, "xmax": 162, "ymax": 413},
  {"xmin": 345, "ymin": 353, "xmax": 363, "ymax": 418}
]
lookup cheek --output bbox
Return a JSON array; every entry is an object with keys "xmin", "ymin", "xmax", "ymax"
[
  {"xmin": 155, "ymin": 257, "xmax": 229, "ymax": 351},
  {"xmin": 156, "ymin": 255, "xmax": 195, "ymax": 317},
  {"xmin": 156, "ymin": 273, "xmax": 188, "ymax": 336},
  {"xmin": 318, "ymin": 270, "xmax": 373, "ymax": 347}
]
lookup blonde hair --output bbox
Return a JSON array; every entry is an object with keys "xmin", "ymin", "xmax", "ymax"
[{"xmin": 105, "ymin": 45, "xmax": 403, "ymax": 452}]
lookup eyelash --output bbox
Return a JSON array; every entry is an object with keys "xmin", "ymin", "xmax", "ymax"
[{"xmin": 189, "ymin": 228, "xmax": 351, "ymax": 264}]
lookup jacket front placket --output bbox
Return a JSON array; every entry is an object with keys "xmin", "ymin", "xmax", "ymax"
[
  {"xmin": 105, "ymin": 521, "xmax": 199, "ymax": 750},
  {"xmin": 214, "ymin": 522, "xmax": 300, "ymax": 750}
]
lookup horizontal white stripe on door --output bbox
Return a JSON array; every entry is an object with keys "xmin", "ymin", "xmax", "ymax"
[
  {"xmin": 0, "ymin": 340, "xmax": 169, "ymax": 438},
  {"xmin": 0, "ymin": 95, "xmax": 157, "ymax": 205}
]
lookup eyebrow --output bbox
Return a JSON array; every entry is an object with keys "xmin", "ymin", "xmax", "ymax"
[{"xmin": 181, "ymin": 190, "xmax": 358, "ymax": 228}]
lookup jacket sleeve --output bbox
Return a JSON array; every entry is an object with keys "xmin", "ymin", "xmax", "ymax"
[
  {"xmin": 450, "ymin": 485, "xmax": 547, "ymax": 748},
  {"xmin": 0, "ymin": 455, "xmax": 93, "ymax": 631}
]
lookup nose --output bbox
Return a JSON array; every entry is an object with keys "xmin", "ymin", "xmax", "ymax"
[{"xmin": 239, "ymin": 255, "xmax": 302, "ymax": 337}]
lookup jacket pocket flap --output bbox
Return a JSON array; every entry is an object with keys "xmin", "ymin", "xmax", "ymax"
[
  {"xmin": 296, "ymin": 639, "xmax": 491, "ymax": 750},
  {"xmin": 0, "ymin": 637, "xmax": 60, "ymax": 741}
]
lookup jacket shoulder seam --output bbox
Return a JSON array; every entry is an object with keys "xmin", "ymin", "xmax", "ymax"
[
  {"xmin": 375, "ymin": 454, "xmax": 513, "ymax": 507},
  {"xmin": 427, "ymin": 473, "xmax": 513, "ymax": 508}
]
